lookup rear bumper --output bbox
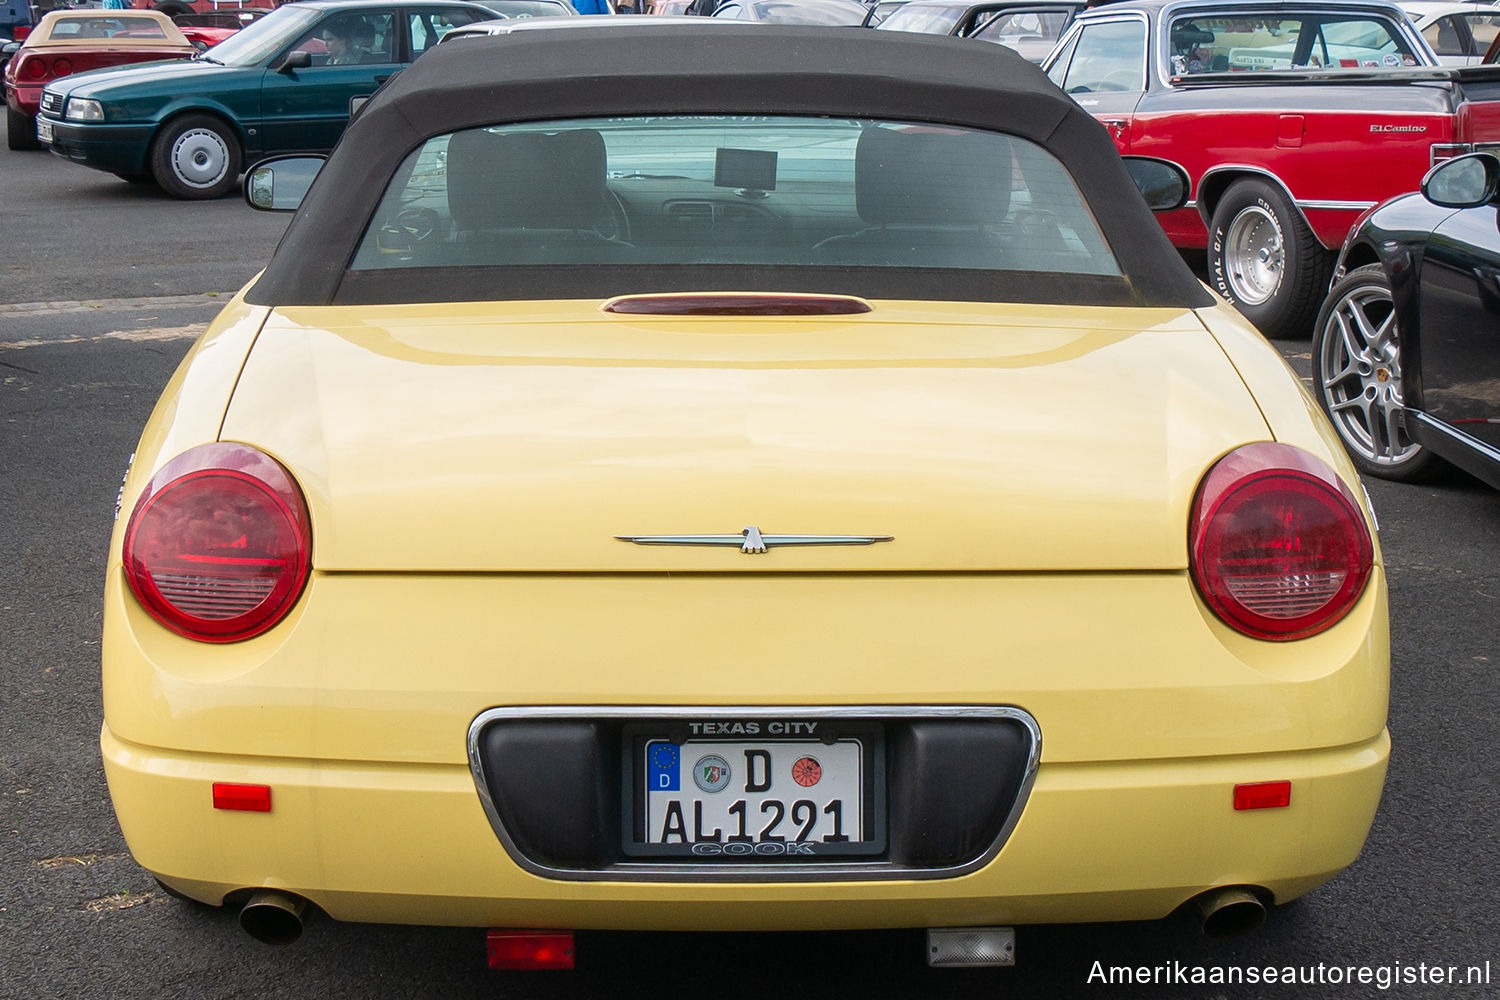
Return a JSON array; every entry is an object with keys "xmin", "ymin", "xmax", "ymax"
[
  {"xmin": 101, "ymin": 565, "xmax": 1391, "ymax": 929},
  {"xmin": 104, "ymin": 723, "xmax": 1390, "ymax": 929},
  {"xmin": 6, "ymin": 82, "xmax": 39, "ymax": 116}
]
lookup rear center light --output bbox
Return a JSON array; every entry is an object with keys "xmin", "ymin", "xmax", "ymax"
[
  {"xmin": 1189, "ymin": 443, "xmax": 1373, "ymax": 641},
  {"xmin": 603, "ymin": 292, "xmax": 871, "ymax": 316},
  {"xmin": 122, "ymin": 443, "xmax": 311, "ymax": 643}
]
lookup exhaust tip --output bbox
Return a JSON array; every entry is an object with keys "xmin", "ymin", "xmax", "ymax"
[
  {"xmin": 239, "ymin": 889, "xmax": 309, "ymax": 945},
  {"xmin": 1194, "ymin": 887, "xmax": 1267, "ymax": 939}
]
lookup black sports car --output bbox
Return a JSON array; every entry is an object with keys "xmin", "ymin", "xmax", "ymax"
[{"xmin": 1313, "ymin": 150, "xmax": 1500, "ymax": 489}]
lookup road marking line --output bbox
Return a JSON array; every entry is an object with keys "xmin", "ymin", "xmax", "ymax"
[
  {"xmin": 5, "ymin": 325, "xmax": 203, "ymax": 350},
  {"xmin": 0, "ymin": 294, "xmax": 232, "ymax": 317}
]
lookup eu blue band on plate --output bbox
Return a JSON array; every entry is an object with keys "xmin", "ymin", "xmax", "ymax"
[{"xmin": 648, "ymin": 742, "xmax": 680, "ymax": 792}]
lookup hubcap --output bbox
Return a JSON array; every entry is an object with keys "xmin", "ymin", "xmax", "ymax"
[
  {"xmin": 1317, "ymin": 282, "xmax": 1420, "ymax": 467},
  {"xmin": 171, "ymin": 128, "xmax": 229, "ymax": 188},
  {"xmin": 1225, "ymin": 206, "xmax": 1283, "ymax": 306}
]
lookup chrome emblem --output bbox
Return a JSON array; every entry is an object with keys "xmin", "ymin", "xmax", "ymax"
[{"xmin": 616, "ymin": 526, "xmax": 893, "ymax": 554}]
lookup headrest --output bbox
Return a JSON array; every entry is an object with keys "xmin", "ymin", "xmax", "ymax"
[
  {"xmin": 854, "ymin": 126, "xmax": 1011, "ymax": 227},
  {"xmin": 447, "ymin": 128, "xmax": 608, "ymax": 231}
]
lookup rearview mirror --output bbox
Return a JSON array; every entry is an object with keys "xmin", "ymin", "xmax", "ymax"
[
  {"xmin": 1422, "ymin": 152, "xmax": 1500, "ymax": 209},
  {"xmin": 1121, "ymin": 157, "xmax": 1190, "ymax": 212},
  {"xmin": 277, "ymin": 49, "xmax": 312, "ymax": 74},
  {"xmin": 244, "ymin": 155, "xmax": 325, "ymax": 211}
]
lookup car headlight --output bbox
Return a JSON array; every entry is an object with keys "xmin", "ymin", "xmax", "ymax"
[{"xmin": 64, "ymin": 98, "xmax": 104, "ymax": 122}]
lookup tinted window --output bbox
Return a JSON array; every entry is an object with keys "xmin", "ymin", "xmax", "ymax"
[
  {"xmin": 350, "ymin": 115, "xmax": 1120, "ymax": 279},
  {"xmin": 1054, "ymin": 19, "xmax": 1145, "ymax": 93},
  {"xmin": 1169, "ymin": 15, "xmax": 1421, "ymax": 73},
  {"xmin": 969, "ymin": 9, "xmax": 1073, "ymax": 63}
]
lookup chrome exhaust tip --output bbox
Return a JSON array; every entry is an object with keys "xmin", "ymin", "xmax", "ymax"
[
  {"xmin": 1194, "ymin": 887, "xmax": 1267, "ymax": 938},
  {"xmin": 239, "ymin": 889, "xmax": 309, "ymax": 945}
]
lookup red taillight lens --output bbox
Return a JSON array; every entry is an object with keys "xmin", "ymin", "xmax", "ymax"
[
  {"xmin": 23, "ymin": 56, "xmax": 47, "ymax": 79},
  {"xmin": 123, "ymin": 443, "xmax": 311, "ymax": 643},
  {"xmin": 13, "ymin": 25, "xmax": 29, "ymax": 40},
  {"xmin": 1190, "ymin": 443, "xmax": 1373, "ymax": 641},
  {"xmin": 52, "ymin": 57, "xmax": 72, "ymax": 77}
]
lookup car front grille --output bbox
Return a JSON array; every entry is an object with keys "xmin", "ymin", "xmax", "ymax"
[{"xmin": 40, "ymin": 92, "xmax": 64, "ymax": 117}]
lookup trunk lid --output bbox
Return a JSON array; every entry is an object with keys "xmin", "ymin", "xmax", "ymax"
[{"xmin": 220, "ymin": 300, "xmax": 1270, "ymax": 572}]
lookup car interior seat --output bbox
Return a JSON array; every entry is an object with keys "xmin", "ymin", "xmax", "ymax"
[
  {"xmin": 811, "ymin": 125, "xmax": 1012, "ymax": 267},
  {"xmin": 445, "ymin": 127, "xmax": 633, "ymax": 263}
]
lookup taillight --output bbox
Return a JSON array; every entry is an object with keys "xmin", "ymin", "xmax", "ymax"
[
  {"xmin": 23, "ymin": 57, "xmax": 47, "ymax": 79},
  {"xmin": 122, "ymin": 443, "xmax": 311, "ymax": 643},
  {"xmin": 52, "ymin": 57, "xmax": 72, "ymax": 77},
  {"xmin": 13, "ymin": 25, "xmax": 28, "ymax": 41},
  {"xmin": 1189, "ymin": 443, "xmax": 1372, "ymax": 641},
  {"xmin": 1431, "ymin": 142, "xmax": 1472, "ymax": 166}
]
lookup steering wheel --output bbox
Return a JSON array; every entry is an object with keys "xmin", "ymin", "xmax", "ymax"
[{"xmin": 391, "ymin": 206, "xmax": 439, "ymax": 242}]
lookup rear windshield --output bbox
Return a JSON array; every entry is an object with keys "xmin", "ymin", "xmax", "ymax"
[
  {"xmin": 349, "ymin": 115, "xmax": 1121, "ymax": 278},
  {"xmin": 1168, "ymin": 14, "xmax": 1423, "ymax": 72}
]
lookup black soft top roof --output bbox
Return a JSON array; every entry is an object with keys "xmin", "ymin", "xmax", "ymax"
[{"xmin": 250, "ymin": 23, "xmax": 1210, "ymax": 308}]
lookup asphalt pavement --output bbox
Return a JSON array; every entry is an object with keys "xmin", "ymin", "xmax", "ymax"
[{"xmin": 2, "ymin": 116, "xmax": 1499, "ymax": 999}]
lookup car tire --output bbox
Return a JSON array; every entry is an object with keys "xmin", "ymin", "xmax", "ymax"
[
  {"xmin": 1311, "ymin": 263, "xmax": 1438, "ymax": 481},
  {"xmin": 7, "ymin": 103, "xmax": 40, "ymax": 151},
  {"xmin": 149, "ymin": 114, "xmax": 242, "ymax": 200},
  {"xmin": 1209, "ymin": 178, "xmax": 1332, "ymax": 340}
]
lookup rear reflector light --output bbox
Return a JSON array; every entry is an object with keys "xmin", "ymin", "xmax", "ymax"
[
  {"xmin": 1190, "ymin": 443, "xmax": 1373, "ymax": 641},
  {"xmin": 1234, "ymin": 781, "xmax": 1291, "ymax": 810},
  {"xmin": 213, "ymin": 782, "xmax": 272, "ymax": 812},
  {"xmin": 122, "ymin": 443, "xmax": 311, "ymax": 643},
  {"xmin": 1431, "ymin": 143, "xmax": 1472, "ymax": 165},
  {"xmin": 486, "ymin": 930, "xmax": 575, "ymax": 970},
  {"xmin": 603, "ymin": 292, "xmax": 872, "ymax": 316}
]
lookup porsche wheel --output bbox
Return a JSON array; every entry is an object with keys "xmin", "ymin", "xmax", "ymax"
[
  {"xmin": 1312, "ymin": 264, "xmax": 1436, "ymax": 481},
  {"xmin": 7, "ymin": 104, "xmax": 39, "ymax": 151},
  {"xmin": 150, "ymin": 114, "xmax": 242, "ymax": 200},
  {"xmin": 1209, "ymin": 178, "xmax": 1331, "ymax": 340}
]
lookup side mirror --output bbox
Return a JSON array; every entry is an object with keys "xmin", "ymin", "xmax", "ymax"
[
  {"xmin": 1121, "ymin": 156, "xmax": 1190, "ymax": 212},
  {"xmin": 277, "ymin": 49, "xmax": 312, "ymax": 74},
  {"xmin": 1422, "ymin": 152, "xmax": 1500, "ymax": 209},
  {"xmin": 244, "ymin": 155, "xmax": 325, "ymax": 211}
]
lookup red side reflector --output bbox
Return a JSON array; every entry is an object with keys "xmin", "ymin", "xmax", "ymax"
[
  {"xmin": 213, "ymin": 783, "xmax": 272, "ymax": 812},
  {"xmin": 1234, "ymin": 781, "xmax": 1291, "ymax": 811},
  {"xmin": 486, "ymin": 930, "xmax": 575, "ymax": 970},
  {"xmin": 603, "ymin": 292, "xmax": 871, "ymax": 316}
]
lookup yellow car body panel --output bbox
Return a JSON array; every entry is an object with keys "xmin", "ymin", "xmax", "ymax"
[{"xmin": 102, "ymin": 290, "xmax": 1390, "ymax": 928}]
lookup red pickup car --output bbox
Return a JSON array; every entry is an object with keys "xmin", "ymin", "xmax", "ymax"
[{"xmin": 1044, "ymin": 0, "xmax": 1500, "ymax": 338}]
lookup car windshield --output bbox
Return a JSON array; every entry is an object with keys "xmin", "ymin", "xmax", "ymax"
[
  {"xmin": 878, "ymin": 5, "xmax": 964, "ymax": 34},
  {"xmin": 748, "ymin": 0, "xmax": 870, "ymax": 24},
  {"xmin": 350, "ymin": 115, "xmax": 1120, "ymax": 279},
  {"xmin": 1168, "ymin": 14, "xmax": 1422, "ymax": 73},
  {"xmin": 197, "ymin": 5, "xmax": 321, "ymax": 65}
]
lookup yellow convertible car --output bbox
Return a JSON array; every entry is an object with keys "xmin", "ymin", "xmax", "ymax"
[{"xmin": 102, "ymin": 21, "xmax": 1390, "ymax": 968}]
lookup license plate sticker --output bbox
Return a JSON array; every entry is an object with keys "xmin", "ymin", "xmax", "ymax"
[
  {"xmin": 625, "ymin": 726, "xmax": 885, "ymax": 859},
  {"xmin": 36, "ymin": 118, "xmax": 53, "ymax": 144}
]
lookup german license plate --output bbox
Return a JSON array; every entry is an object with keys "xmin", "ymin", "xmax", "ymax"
[
  {"xmin": 36, "ymin": 118, "xmax": 53, "ymax": 144},
  {"xmin": 625, "ymin": 721, "xmax": 884, "ymax": 859}
]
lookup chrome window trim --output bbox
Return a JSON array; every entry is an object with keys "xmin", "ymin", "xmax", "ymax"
[{"xmin": 466, "ymin": 704, "xmax": 1042, "ymax": 883}]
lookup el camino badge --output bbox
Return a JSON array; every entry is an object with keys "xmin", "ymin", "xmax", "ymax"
[{"xmin": 616, "ymin": 526, "xmax": 893, "ymax": 554}]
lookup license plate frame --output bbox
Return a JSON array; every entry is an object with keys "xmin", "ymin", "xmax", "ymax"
[
  {"xmin": 36, "ymin": 117, "xmax": 53, "ymax": 144},
  {"xmin": 622, "ymin": 719, "xmax": 886, "ymax": 860}
]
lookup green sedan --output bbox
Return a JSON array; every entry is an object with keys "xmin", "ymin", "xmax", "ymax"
[{"xmin": 36, "ymin": 0, "xmax": 495, "ymax": 198}]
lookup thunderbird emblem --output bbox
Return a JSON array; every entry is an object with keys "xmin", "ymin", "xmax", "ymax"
[{"xmin": 616, "ymin": 526, "xmax": 893, "ymax": 554}]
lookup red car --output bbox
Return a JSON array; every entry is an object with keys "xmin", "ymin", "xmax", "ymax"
[{"xmin": 4, "ymin": 9, "xmax": 196, "ymax": 151}]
